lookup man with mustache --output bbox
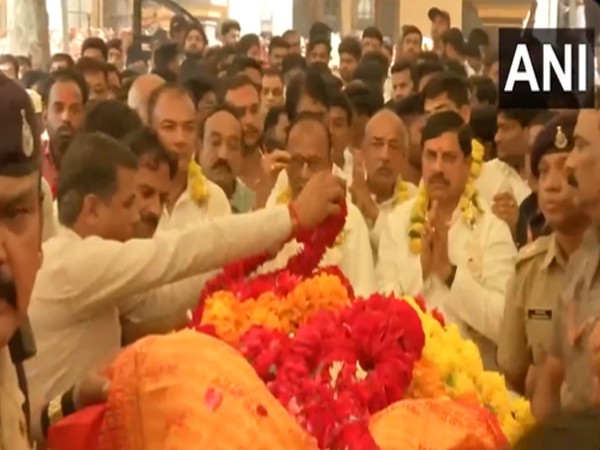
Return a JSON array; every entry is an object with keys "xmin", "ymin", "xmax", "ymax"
[
  {"xmin": 197, "ymin": 105, "xmax": 256, "ymax": 213},
  {"xmin": 41, "ymin": 69, "xmax": 88, "ymax": 196},
  {"xmin": 533, "ymin": 107, "xmax": 600, "ymax": 420},
  {"xmin": 498, "ymin": 113, "xmax": 588, "ymax": 398},
  {"xmin": 377, "ymin": 111, "xmax": 517, "ymax": 369},
  {"xmin": 350, "ymin": 109, "xmax": 417, "ymax": 254}
]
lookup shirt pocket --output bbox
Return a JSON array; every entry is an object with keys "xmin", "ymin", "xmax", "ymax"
[{"xmin": 525, "ymin": 308, "xmax": 554, "ymax": 364}]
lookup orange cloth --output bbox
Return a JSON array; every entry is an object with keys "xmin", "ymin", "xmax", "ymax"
[
  {"xmin": 95, "ymin": 330, "xmax": 317, "ymax": 450},
  {"xmin": 369, "ymin": 399, "xmax": 509, "ymax": 450}
]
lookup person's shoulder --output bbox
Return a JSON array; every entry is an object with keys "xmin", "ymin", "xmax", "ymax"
[{"xmin": 516, "ymin": 235, "xmax": 552, "ymax": 266}]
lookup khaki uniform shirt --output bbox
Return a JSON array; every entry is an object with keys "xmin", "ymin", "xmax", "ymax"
[
  {"xmin": 550, "ymin": 229, "xmax": 600, "ymax": 411},
  {"xmin": 0, "ymin": 347, "xmax": 30, "ymax": 450},
  {"xmin": 497, "ymin": 234, "xmax": 568, "ymax": 386}
]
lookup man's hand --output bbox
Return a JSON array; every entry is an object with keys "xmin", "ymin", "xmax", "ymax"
[
  {"xmin": 350, "ymin": 151, "xmax": 379, "ymax": 223},
  {"xmin": 427, "ymin": 201, "xmax": 452, "ymax": 282},
  {"xmin": 261, "ymin": 150, "xmax": 290, "ymax": 184},
  {"xmin": 292, "ymin": 172, "xmax": 346, "ymax": 229},
  {"xmin": 73, "ymin": 364, "xmax": 111, "ymax": 410},
  {"xmin": 492, "ymin": 192, "xmax": 519, "ymax": 235}
]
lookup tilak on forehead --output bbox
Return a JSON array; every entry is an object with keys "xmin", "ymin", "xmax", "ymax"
[{"xmin": 0, "ymin": 72, "xmax": 40, "ymax": 177}]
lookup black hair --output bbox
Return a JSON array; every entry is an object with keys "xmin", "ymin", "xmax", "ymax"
[
  {"xmin": 352, "ymin": 61, "xmax": 387, "ymax": 94},
  {"xmin": 106, "ymin": 38, "xmax": 122, "ymax": 52},
  {"xmin": 125, "ymin": 127, "xmax": 177, "ymax": 179},
  {"xmin": 360, "ymin": 50, "xmax": 390, "ymax": 71},
  {"xmin": 269, "ymin": 36, "xmax": 290, "ymax": 54},
  {"xmin": 106, "ymin": 63, "xmax": 120, "ymax": 76},
  {"xmin": 330, "ymin": 90, "xmax": 354, "ymax": 125},
  {"xmin": 281, "ymin": 53, "xmax": 307, "ymax": 76},
  {"xmin": 362, "ymin": 26, "xmax": 383, "ymax": 43},
  {"xmin": 338, "ymin": 37, "xmax": 361, "ymax": 61},
  {"xmin": 285, "ymin": 69, "xmax": 331, "ymax": 120},
  {"xmin": 308, "ymin": 22, "xmax": 331, "ymax": 41},
  {"xmin": 153, "ymin": 42, "xmax": 179, "ymax": 71},
  {"xmin": 198, "ymin": 103, "xmax": 242, "ymax": 140},
  {"xmin": 422, "ymin": 110, "xmax": 472, "ymax": 156},
  {"xmin": 82, "ymin": 100, "xmax": 144, "ymax": 140},
  {"xmin": 237, "ymin": 34, "xmax": 260, "ymax": 55},
  {"xmin": 20, "ymin": 70, "xmax": 49, "ymax": 91},
  {"xmin": 417, "ymin": 51, "xmax": 440, "ymax": 62},
  {"xmin": 322, "ymin": 72, "xmax": 344, "ymax": 91},
  {"xmin": 498, "ymin": 109, "xmax": 539, "ymax": 128},
  {"xmin": 530, "ymin": 110, "xmax": 558, "ymax": 127},
  {"xmin": 262, "ymin": 67, "xmax": 283, "ymax": 81},
  {"xmin": 282, "ymin": 29, "xmax": 299, "ymax": 40},
  {"xmin": 308, "ymin": 61, "xmax": 331, "ymax": 75},
  {"xmin": 286, "ymin": 111, "xmax": 332, "ymax": 153},
  {"xmin": 184, "ymin": 24, "xmax": 208, "ymax": 46},
  {"xmin": 221, "ymin": 19, "xmax": 241, "ymax": 36},
  {"xmin": 264, "ymin": 105, "xmax": 287, "ymax": 131},
  {"xmin": 395, "ymin": 93, "xmax": 424, "ymax": 119},
  {"xmin": 441, "ymin": 57, "xmax": 468, "ymax": 79},
  {"xmin": 50, "ymin": 53, "xmax": 75, "ymax": 69},
  {"xmin": 0, "ymin": 54, "xmax": 19, "ymax": 75},
  {"xmin": 468, "ymin": 28, "xmax": 489, "ymax": 48},
  {"xmin": 469, "ymin": 104, "xmax": 497, "ymax": 149},
  {"xmin": 41, "ymin": 68, "xmax": 89, "ymax": 106},
  {"xmin": 463, "ymin": 41, "xmax": 482, "ymax": 59},
  {"xmin": 344, "ymin": 81, "xmax": 384, "ymax": 118},
  {"xmin": 75, "ymin": 57, "xmax": 109, "ymax": 79},
  {"xmin": 57, "ymin": 132, "xmax": 138, "ymax": 226},
  {"xmin": 227, "ymin": 55, "xmax": 263, "ymax": 77},
  {"xmin": 469, "ymin": 75, "xmax": 497, "ymax": 105},
  {"xmin": 391, "ymin": 59, "xmax": 416, "ymax": 84},
  {"xmin": 422, "ymin": 72, "xmax": 469, "ymax": 107},
  {"xmin": 183, "ymin": 75, "xmax": 217, "ymax": 107},
  {"xmin": 81, "ymin": 37, "xmax": 108, "ymax": 61},
  {"xmin": 307, "ymin": 37, "xmax": 332, "ymax": 57},
  {"xmin": 402, "ymin": 25, "xmax": 423, "ymax": 41},
  {"xmin": 218, "ymin": 73, "xmax": 258, "ymax": 102},
  {"xmin": 414, "ymin": 60, "xmax": 444, "ymax": 88}
]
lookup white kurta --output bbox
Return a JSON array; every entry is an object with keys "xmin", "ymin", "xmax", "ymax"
[
  {"xmin": 475, "ymin": 158, "xmax": 531, "ymax": 206},
  {"xmin": 120, "ymin": 181, "xmax": 231, "ymax": 331},
  {"xmin": 376, "ymin": 197, "xmax": 517, "ymax": 369},
  {"xmin": 25, "ymin": 206, "xmax": 293, "ymax": 406},
  {"xmin": 261, "ymin": 201, "xmax": 376, "ymax": 298},
  {"xmin": 0, "ymin": 348, "xmax": 30, "ymax": 450}
]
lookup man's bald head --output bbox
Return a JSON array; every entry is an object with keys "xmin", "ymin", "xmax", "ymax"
[
  {"xmin": 363, "ymin": 108, "xmax": 408, "ymax": 147},
  {"xmin": 127, "ymin": 74, "xmax": 165, "ymax": 124}
]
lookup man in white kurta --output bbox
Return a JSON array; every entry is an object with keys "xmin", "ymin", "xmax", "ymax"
[
  {"xmin": 377, "ymin": 111, "xmax": 516, "ymax": 369},
  {"xmin": 25, "ymin": 132, "xmax": 346, "ymax": 410},
  {"xmin": 263, "ymin": 114, "xmax": 376, "ymax": 298}
]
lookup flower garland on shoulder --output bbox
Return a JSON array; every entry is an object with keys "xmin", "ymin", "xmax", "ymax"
[
  {"xmin": 408, "ymin": 141, "xmax": 485, "ymax": 254},
  {"xmin": 392, "ymin": 177, "xmax": 412, "ymax": 207},
  {"xmin": 188, "ymin": 159, "xmax": 210, "ymax": 205},
  {"xmin": 277, "ymin": 186, "xmax": 347, "ymax": 247}
]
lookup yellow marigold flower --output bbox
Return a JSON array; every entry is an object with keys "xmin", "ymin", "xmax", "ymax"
[{"xmin": 187, "ymin": 159, "xmax": 210, "ymax": 204}]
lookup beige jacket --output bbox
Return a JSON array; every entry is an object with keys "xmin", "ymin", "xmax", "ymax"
[{"xmin": 0, "ymin": 347, "xmax": 30, "ymax": 450}]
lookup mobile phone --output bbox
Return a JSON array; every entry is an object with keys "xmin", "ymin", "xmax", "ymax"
[{"xmin": 9, "ymin": 318, "xmax": 37, "ymax": 363}]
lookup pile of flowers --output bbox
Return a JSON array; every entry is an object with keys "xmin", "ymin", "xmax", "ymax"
[
  {"xmin": 237, "ymin": 295, "xmax": 425, "ymax": 449},
  {"xmin": 189, "ymin": 202, "xmax": 534, "ymax": 449}
]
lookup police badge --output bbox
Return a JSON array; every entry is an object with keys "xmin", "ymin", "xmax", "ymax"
[
  {"xmin": 554, "ymin": 126, "xmax": 568, "ymax": 149},
  {"xmin": 21, "ymin": 109, "xmax": 33, "ymax": 157}
]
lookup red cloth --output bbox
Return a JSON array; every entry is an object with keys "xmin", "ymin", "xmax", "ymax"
[{"xmin": 47, "ymin": 405, "xmax": 106, "ymax": 450}]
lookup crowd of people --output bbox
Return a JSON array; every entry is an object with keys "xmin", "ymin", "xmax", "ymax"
[{"xmin": 2, "ymin": 2, "xmax": 600, "ymax": 448}]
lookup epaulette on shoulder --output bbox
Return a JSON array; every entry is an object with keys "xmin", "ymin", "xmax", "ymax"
[{"xmin": 516, "ymin": 235, "xmax": 551, "ymax": 265}]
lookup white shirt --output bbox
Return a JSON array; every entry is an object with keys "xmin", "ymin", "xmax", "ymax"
[
  {"xmin": 376, "ymin": 198, "xmax": 517, "ymax": 369},
  {"xmin": 41, "ymin": 178, "xmax": 57, "ymax": 242},
  {"xmin": 0, "ymin": 348, "xmax": 30, "ymax": 450},
  {"xmin": 261, "ymin": 201, "xmax": 376, "ymax": 298},
  {"xmin": 25, "ymin": 206, "xmax": 293, "ymax": 405},
  {"xmin": 120, "ymin": 181, "xmax": 232, "ymax": 336},
  {"xmin": 267, "ymin": 159, "xmax": 352, "ymax": 208},
  {"xmin": 475, "ymin": 158, "xmax": 531, "ymax": 206}
]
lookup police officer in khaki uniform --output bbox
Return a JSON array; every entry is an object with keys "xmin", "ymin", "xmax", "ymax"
[
  {"xmin": 498, "ymin": 112, "xmax": 589, "ymax": 397},
  {"xmin": 0, "ymin": 71, "xmax": 42, "ymax": 450},
  {"xmin": 533, "ymin": 108, "xmax": 600, "ymax": 421}
]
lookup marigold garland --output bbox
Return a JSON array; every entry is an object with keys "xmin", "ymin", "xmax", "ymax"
[
  {"xmin": 392, "ymin": 177, "xmax": 412, "ymax": 207},
  {"xmin": 408, "ymin": 140, "xmax": 485, "ymax": 254},
  {"xmin": 404, "ymin": 295, "xmax": 535, "ymax": 444},
  {"xmin": 188, "ymin": 159, "xmax": 210, "ymax": 204}
]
